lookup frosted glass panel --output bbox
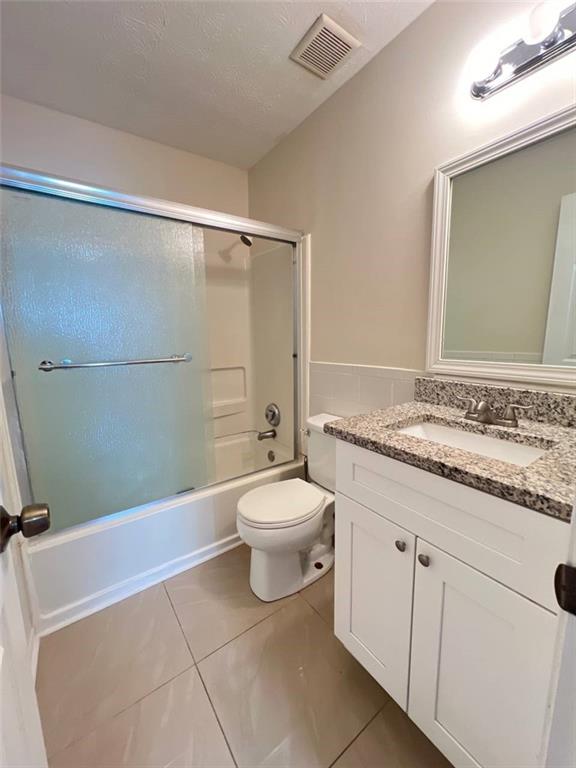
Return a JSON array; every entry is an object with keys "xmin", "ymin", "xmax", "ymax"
[{"xmin": 1, "ymin": 188, "xmax": 211, "ymax": 531}]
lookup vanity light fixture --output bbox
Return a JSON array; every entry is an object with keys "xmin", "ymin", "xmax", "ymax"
[{"xmin": 471, "ymin": 1, "xmax": 576, "ymax": 99}]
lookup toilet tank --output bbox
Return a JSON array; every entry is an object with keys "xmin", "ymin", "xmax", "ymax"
[{"xmin": 306, "ymin": 413, "xmax": 339, "ymax": 492}]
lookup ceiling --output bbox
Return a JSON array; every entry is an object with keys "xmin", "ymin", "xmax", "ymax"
[{"xmin": 1, "ymin": 1, "xmax": 433, "ymax": 169}]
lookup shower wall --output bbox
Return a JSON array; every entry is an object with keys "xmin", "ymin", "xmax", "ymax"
[
  {"xmin": 250, "ymin": 242, "xmax": 295, "ymax": 453},
  {"xmin": 203, "ymin": 232, "xmax": 295, "ymax": 482},
  {"xmin": 204, "ymin": 229, "xmax": 256, "ymax": 481}
]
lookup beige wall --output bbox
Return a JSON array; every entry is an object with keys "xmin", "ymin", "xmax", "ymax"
[
  {"xmin": 1, "ymin": 95, "xmax": 248, "ymax": 214},
  {"xmin": 445, "ymin": 127, "xmax": 576, "ymax": 360},
  {"xmin": 249, "ymin": 1, "xmax": 576, "ymax": 370}
]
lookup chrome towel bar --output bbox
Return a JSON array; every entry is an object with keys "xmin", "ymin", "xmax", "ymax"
[{"xmin": 38, "ymin": 353, "xmax": 192, "ymax": 372}]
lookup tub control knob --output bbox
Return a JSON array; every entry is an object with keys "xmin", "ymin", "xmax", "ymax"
[{"xmin": 265, "ymin": 403, "xmax": 281, "ymax": 427}]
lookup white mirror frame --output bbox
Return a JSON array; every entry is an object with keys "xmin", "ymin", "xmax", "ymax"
[{"xmin": 426, "ymin": 104, "xmax": 576, "ymax": 389}]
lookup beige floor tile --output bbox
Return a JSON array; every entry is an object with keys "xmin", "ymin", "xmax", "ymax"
[
  {"xmin": 332, "ymin": 700, "xmax": 453, "ymax": 768},
  {"xmin": 199, "ymin": 597, "xmax": 388, "ymax": 768},
  {"xmin": 165, "ymin": 544, "xmax": 295, "ymax": 660},
  {"xmin": 49, "ymin": 667, "xmax": 234, "ymax": 768},
  {"xmin": 37, "ymin": 584, "xmax": 193, "ymax": 757},
  {"xmin": 300, "ymin": 568, "xmax": 334, "ymax": 628}
]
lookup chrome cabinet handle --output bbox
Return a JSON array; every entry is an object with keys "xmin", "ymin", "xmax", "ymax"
[
  {"xmin": 395, "ymin": 540, "xmax": 407, "ymax": 552},
  {"xmin": 418, "ymin": 553, "xmax": 431, "ymax": 568}
]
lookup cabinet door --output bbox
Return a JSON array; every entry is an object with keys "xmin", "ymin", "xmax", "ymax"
[
  {"xmin": 409, "ymin": 541, "xmax": 557, "ymax": 768},
  {"xmin": 334, "ymin": 493, "xmax": 415, "ymax": 709}
]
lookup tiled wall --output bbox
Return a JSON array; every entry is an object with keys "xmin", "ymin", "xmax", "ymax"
[{"xmin": 309, "ymin": 362, "xmax": 422, "ymax": 418}]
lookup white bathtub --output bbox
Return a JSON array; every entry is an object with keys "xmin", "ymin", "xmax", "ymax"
[
  {"xmin": 24, "ymin": 457, "xmax": 303, "ymax": 636},
  {"xmin": 213, "ymin": 431, "xmax": 293, "ymax": 482}
]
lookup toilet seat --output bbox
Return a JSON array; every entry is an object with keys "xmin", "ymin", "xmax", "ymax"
[{"xmin": 237, "ymin": 478, "xmax": 326, "ymax": 529}]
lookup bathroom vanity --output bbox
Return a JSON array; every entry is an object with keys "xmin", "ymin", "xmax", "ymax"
[{"xmin": 327, "ymin": 387, "xmax": 576, "ymax": 768}]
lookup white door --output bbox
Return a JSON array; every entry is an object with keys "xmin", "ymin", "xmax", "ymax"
[
  {"xmin": 0, "ymin": 364, "xmax": 47, "ymax": 765},
  {"xmin": 334, "ymin": 493, "xmax": 415, "ymax": 709},
  {"xmin": 543, "ymin": 500, "xmax": 576, "ymax": 768},
  {"xmin": 409, "ymin": 541, "xmax": 557, "ymax": 768},
  {"xmin": 543, "ymin": 193, "xmax": 576, "ymax": 367}
]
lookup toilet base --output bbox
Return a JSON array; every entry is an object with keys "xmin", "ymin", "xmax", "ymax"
[{"xmin": 249, "ymin": 541, "xmax": 334, "ymax": 602}]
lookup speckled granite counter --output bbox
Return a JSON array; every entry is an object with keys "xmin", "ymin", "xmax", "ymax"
[{"xmin": 324, "ymin": 402, "xmax": 576, "ymax": 521}]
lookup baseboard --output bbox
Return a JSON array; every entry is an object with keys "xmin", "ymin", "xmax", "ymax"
[{"xmin": 37, "ymin": 533, "xmax": 242, "ymax": 637}]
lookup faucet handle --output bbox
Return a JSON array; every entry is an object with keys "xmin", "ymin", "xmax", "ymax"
[
  {"xmin": 456, "ymin": 396, "xmax": 478, "ymax": 414},
  {"xmin": 502, "ymin": 403, "xmax": 533, "ymax": 421}
]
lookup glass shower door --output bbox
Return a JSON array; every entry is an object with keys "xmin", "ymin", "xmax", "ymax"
[{"xmin": 1, "ymin": 187, "xmax": 212, "ymax": 532}]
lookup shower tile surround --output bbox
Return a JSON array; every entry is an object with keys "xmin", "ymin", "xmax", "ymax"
[
  {"xmin": 324, "ymin": 377, "xmax": 576, "ymax": 521},
  {"xmin": 37, "ymin": 546, "xmax": 450, "ymax": 768}
]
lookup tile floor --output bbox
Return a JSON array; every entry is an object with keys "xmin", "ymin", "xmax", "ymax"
[{"xmin": 37, "ymin": 545, "xmax": 452, "ymax": 768}]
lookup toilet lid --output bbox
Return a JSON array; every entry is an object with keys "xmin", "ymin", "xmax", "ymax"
[{"xmin": 237, "ymin": 478, "xmax": 326, "ymax": 527}]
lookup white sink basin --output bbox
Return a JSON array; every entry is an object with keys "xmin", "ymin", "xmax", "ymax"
[{"xmin": 397, "ymin": 422, "xmax": 546, "ymax": 467}]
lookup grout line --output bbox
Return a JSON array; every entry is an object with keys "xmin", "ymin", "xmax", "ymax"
[
  {"xmin": 298, "ymin": 574, "xmax": 333, "ymax": 628},
  {"xmin": 162, "ymin": 582, "xmax": 238, "ymax": 766},
  {"xmin": 196, "ymin": 661, "xmax": 239, "ymax": 768},
  {"xmin": 162, "ymin": 582, "xmax": 197, "ymax": 664},
  {"xmin": 46, "ymin": 663, "xmax": 197, "ymax": 761},
  {"xmin": 327, "ymin": 702, "xmax": 390, "ymax": 768},
  {"xmin": 190, "ymin": 595, "xmax": 298, "ymax": 664}
]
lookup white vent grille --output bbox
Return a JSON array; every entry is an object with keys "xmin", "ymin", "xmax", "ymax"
[{"xmin": 290, "ymin": 14, "xmax": 361, "ymax": 79}]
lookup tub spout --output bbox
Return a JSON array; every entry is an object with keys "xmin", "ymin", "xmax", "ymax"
[{"xmin": 257, "ymin": 429, "xmax": 277, "ymax": 441}]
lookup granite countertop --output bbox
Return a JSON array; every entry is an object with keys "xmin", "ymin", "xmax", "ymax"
[{"xmin": 324, "ymin": 402, "xmax": 576, "ymax": 521}]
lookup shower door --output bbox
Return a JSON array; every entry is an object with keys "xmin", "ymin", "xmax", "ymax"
[{"xmin": 0, "ymin": 187, "xmax": 212, "ymax": 532}]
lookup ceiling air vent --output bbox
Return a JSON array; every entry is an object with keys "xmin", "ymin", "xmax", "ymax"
[{"xmin": 290, "ymin": 14, "xmax": 361, "ymax": 79}]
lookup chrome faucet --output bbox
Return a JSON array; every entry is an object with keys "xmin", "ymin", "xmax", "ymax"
[
  {"xmin": 257, "ymin": 428, "xmax": 277, "ymax": 441},
  {"xmin": 456, "ymin": 397, "xmax": 532, "ymax": 428}
]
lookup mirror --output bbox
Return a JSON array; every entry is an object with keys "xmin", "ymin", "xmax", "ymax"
[{"xmin": 427, "ymin": 109, "xmax": 576, "ymax": 387}]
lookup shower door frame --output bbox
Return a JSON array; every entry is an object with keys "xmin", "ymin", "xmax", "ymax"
[{"xmin": 0, "ymin": 162, "xmax": 308, "ymax": 517}]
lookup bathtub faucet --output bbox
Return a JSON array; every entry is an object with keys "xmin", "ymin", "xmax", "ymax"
[{"xmin": 257, "ymin": 429, "xmax": 277, "ymax": 441}]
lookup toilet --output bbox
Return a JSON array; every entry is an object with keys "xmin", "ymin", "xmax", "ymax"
[{"xmin": 237, "ymin": 413, "xmax": 337, "ymax": 602}]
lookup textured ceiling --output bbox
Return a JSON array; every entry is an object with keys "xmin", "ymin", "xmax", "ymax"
[{"xmin": 0, "ymin": 1, "xmax": 433, "ymax": 168}]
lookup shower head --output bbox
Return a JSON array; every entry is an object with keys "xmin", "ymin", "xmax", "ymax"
[{"xmin": 240, "ymin": 234, "xmax": 253, "ymax": 247}]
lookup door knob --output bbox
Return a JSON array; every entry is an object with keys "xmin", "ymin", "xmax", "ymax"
[
  {"xmin": 0, "ymin": 503, "xmax": 50, "ymax": 553},
  {"xmin": 418, "ymin": 553, "xmax": 431, "ymax": 568},
  {"xmin": 395, "ymin": 540, "xmax": 407, "ymax": 552}
]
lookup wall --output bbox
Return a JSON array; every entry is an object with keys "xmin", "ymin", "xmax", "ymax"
[
  {"xmin": 250, "ymin": 240, "xmax": 295, "ymax": 451},
  {"xmin": 249, "ymin": 1, "xmax": 576, "ymax": 371},
  {"xmin": 445, "ymin": 127, "xmax": 576, "ymax": 361},
  {"xmin": 1, "ymin": 95, "xmax": 248, "ymax": 214},
  {"xmin": 309, "ymin": 362, "xmax": 418, "ymax": 418}
]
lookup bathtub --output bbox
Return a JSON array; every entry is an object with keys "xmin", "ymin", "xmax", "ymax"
[
  {"xmin": 23, "ymin": 454, "xmax": 303, "ymax": 636},
  {"xmin": 213, "ymin": 431, "xmax": 293, "ymax": 482}
]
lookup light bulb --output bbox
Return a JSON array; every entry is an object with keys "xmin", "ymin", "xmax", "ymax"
[{"xmin": 523, "ymin": 1, "xmax": 563, "ymax": 44}]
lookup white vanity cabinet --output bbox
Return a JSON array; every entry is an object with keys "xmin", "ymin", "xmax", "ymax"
[
  {"xmin": 334, "ymin": 441, "xmax": 568, "ymax": 768},
  {"xmin": 410, "ymin": 541, "xmax": 557, "ymax": 768},
  {"xmin": 334, "ymin": 494, "xmax": 415, "ymax": 708}
]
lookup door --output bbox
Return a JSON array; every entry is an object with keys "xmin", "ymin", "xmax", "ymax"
[
  {"xmin": 0, "ymin": 186, "xmax": 212, "ymax": 534},
  {"xmin": 334, "ymin": 493, "xmax": 415, "ymax": 709},
  {"xmin": 409, "ymin": 541, "xmax": 557, "ymax": 768},
  {"xmin": 543, "ymin": 193, "xmax": 576, "ymax": 366},
  {"xmin": 543, "ymin": 498, "xmax": 576, "ymax": 768},
  {"xmin": 0, "ymin": 382, "xmax": 47, "ymax": 765}
]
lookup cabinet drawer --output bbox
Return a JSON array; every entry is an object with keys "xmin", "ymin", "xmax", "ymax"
[
  {"xmin": 334, "ymin": 493, "xmax": 415, "ymax": 710},
  {"xmin": 336, "ymin": 441, "xmax": 568, "ymax": 610}
]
